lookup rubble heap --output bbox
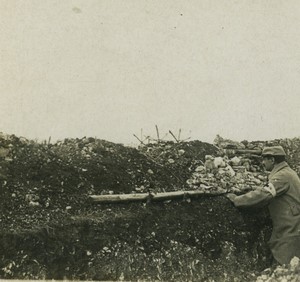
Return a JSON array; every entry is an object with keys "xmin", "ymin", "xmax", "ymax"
[
  {"xmin": 215, "ymin": 135, "xmax": 300, "ymax": 175},
  {"xmin": 140, "ymin": 135, "xmax": 300, "ymax": 195},
  {"xmin": 186, "ymin": 154, "xmax": 267, "ymax": 193},
  {"xmin": 138, "ymin": 140, "xmax": 220, "ymax": 190},
  {"xmin": 185, "ymin": 135, "xmax": 267, "ymax": 193},
  {"xmin": 256, "ymin": 256, "xmax": 300, "ymax": 282}
]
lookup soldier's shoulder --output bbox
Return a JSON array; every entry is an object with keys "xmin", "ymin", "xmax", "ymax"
[
  {"xmin": 271, "ymin": 169, "xmax": 289, "ymax": 181},
  {"xmin": 272, "ymin": 166, "xmax": 297, "ymax": 181}
]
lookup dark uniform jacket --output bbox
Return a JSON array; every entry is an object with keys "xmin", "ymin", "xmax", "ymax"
[{"xmin": 231, "ymin": 161, "xmax": 300, "ymax": 264}]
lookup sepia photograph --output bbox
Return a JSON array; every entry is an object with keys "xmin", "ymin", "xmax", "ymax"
[{"xmin": 1, "ymin": 0, "xmax": 300, "ymax": 281}]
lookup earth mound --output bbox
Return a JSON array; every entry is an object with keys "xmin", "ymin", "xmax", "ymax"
[{"xmin": 0, "ymin": 133, "xmax": 299, "ymax": 280}]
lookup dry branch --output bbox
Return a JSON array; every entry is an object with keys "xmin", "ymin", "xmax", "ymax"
[
  {"xmin": 133, "ymin": 134, "xmax": 145, "ymax": 145},
  {"xmin": 178, "ymin": 129, "xmax": 181, "ymax": 141},
  {"xmin": 89, "ymin": 189, "xmax": 227, "ymax": 203},
  {"xmin": 169, "ymin": 130, "xmax": 179, "ymax": 143},
  {"xmin": 155, "ymin": 125, "xmax": 160, "ymax": 142}
]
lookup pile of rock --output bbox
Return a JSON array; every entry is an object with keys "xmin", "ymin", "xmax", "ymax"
[
  {"xmin": 186, "ymin": 135, "xmax": 271, "ymax": 193},
  {"xmin": 215, "ymin": 134, "xmax": 300, "ymax": 175},
  {"xmin": 186, "ymin": 135, "xmax": 300, "ymax": 194},
  {"xmin": 256, "ymin": 256, "xmax": 300, "ymax": 282},
  {"xmin": 186, "ymin": 154, "xmax": 267, "ymax": 193}
]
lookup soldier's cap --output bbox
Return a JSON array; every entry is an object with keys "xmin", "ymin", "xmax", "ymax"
[{"xmin": 261, "ymin": 146, "xmax": 286, "ymax": 157}]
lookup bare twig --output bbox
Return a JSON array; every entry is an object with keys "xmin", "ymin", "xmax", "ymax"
[
  {"xmin": 133, "ymin": 134, "xmax": 145, "ymax": 145},
  {"xmin": 212, "ymin": 144, "xmax": 221, "ymax": 151},
  {"xmin": 155, "ymin": 125, "xmax": 160, "ymax": 142},
  {"xmin": 169, "ymin": 130, "xmax": 179, "ymax": 143},
  {"xmin": 182, "ymin": 137, "xmax": 191, "ymax": 142},
  {"xmin": 90, "ymin": 190, "xmax": 227, "ymax": 203},
  {"xmin": 142, "ymin": 135, "xmax": 151, "ymax": 144},
  {"xmin": 161, "ymin": 133, "xmax": 168, "ymax": 141},
  {"xmin": 178, "ymin": 129, "xmax": 181, "ymax": 141}
]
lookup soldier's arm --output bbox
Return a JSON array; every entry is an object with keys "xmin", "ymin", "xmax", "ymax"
[
  {"xmin": 269, "ymin": 175, "xmax": 290, "ymax": 197},
  {"xmin": 229, "ymin": 188, "xmax": 273, "ymax": 208},
  {"xmin": 228, "ymin": 175, "xmax": 289, "ymax": 208}
]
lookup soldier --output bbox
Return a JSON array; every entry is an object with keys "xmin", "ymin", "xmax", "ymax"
[{"xmin": 227, "ymin": 146, "xmax": 300, "ymax": 265}]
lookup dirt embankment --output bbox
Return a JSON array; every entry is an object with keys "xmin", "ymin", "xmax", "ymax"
[{"xmin": 0, "ymin": 133, "xmax": 299, "ymax": 280}]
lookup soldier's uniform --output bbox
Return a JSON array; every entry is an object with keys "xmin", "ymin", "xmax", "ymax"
[{"xmin": 229, "ymin": 146, "xmax": 300, "ymax": 265}]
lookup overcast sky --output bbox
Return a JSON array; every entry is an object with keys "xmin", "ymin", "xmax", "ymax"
[{"xmin": 1, "ymin": 0, "xmax": 300, "ymax": 145}]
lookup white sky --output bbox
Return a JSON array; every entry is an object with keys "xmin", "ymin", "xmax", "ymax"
[{"xmin": 1, "ymin": 0, "xmax": 300, "ymax": 145}]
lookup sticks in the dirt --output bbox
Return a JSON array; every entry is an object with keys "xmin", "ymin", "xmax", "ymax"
[
  {"xmin": 134, "ymin": 127, "xmax": 191, "ymax": 144},
  {"xmin": 155, "ymin": 125, "xmax": 160, "ymax": 142},
  {"xmin": 169, "ymin": 130, "xmax": 179, "ymax": 143},
  {"xmin": 133, "ymin": 134, "xmax": 145, "ymax": 145},
  {"xmin": 178, "ymin": 129, "xmax": 181, "ymax": 141}
]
